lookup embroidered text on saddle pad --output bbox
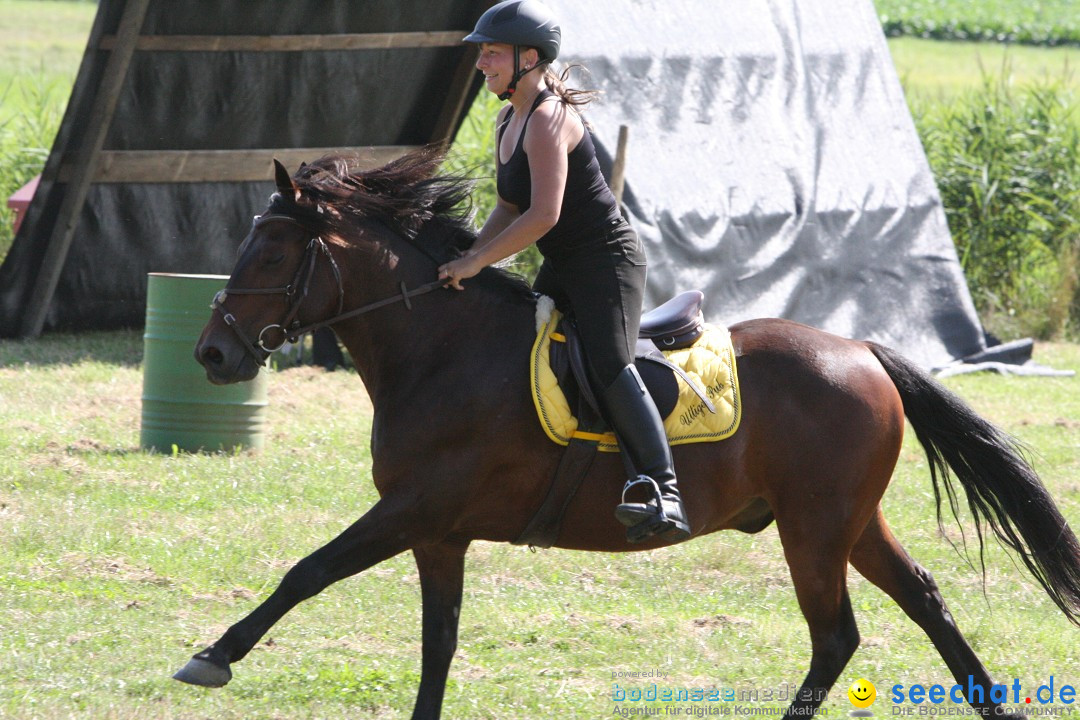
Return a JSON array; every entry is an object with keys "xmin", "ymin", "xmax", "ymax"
[{"xmin": 530, "ymin": 308, "xmax": 741, "ymax": 452}]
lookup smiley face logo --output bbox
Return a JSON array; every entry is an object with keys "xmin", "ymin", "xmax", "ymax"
[{"xmin": 848, "ymin": 678, "xmax": 877, "ymax": 709}]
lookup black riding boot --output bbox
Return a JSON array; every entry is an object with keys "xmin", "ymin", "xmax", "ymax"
[{"xmin": 601, "ymin": 365, "xmax": 691, "ymax": 543}]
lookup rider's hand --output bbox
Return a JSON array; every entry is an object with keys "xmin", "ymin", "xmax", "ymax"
[{"xmin": 438, "ymin": 252, "xmax": 484, "ymax": 291}]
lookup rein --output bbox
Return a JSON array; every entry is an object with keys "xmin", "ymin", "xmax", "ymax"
[{"xmin": 212, "ymin": 214, "xmax": 447, "ymax": 364}]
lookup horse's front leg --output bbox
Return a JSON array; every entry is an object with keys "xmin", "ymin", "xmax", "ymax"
[
  {"xmin": 411, "ymin": 540, "xmax": 469, "ymax": 720},
  {"xmin": 173, "ymin": 496, "xmax": 429, "ymax": 688}
]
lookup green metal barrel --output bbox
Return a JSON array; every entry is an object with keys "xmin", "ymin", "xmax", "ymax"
[{"xmin": 140, "ymin": 273, "xmax": 268, "ymax": 453}]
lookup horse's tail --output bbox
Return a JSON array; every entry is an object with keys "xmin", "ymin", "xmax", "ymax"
[{"xmin": 867, "ymin": 342, "xmax": 1080, "ymax": 625}]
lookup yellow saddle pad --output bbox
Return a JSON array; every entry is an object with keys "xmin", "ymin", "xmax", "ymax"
[{"xmin": 530, "ymin": 306, "xmax": 742, "ymax": 452}]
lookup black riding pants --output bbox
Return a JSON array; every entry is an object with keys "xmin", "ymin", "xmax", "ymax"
[{"xmin": 532, "ymin": 218, "xmax": 646, "ymax": 389}]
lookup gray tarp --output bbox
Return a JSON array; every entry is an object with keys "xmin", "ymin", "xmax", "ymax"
[{"xmin": 548, "ymin": 0, "xmax": 986, "ymax": 369}]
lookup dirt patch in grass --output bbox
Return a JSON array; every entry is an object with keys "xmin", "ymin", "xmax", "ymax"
[
  {"xmin": 60, "ymin": 554, "xmax": 173, "ymax": 587},
  {"xmin": 691, "ymin": 613, "xmax": 753, "ymax": 630}
]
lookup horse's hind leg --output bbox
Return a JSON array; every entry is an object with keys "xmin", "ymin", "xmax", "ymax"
[
  {"xmin": 775, "ymin": 520, "xmax": 861, "ymax": 719},
  {"xmin": 410, "ymin": 541, "xmax": 468, "ymax": 720},
  {"xmin": 174, "ymin": 497, "xmax": 424, "ymax": 688},
  {"xmin": 850, "ymin": 510, "xmax": 1021, "ymax": 719}
]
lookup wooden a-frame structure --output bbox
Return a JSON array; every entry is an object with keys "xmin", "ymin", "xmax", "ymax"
[{"xmin": 2, "ymin": 0, "xmax": 492, "ymax": 337}]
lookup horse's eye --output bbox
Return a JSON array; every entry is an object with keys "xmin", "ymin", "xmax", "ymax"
[{"xmin": 265, "ymin": 253, "xmax": 285, "ymax": 267}]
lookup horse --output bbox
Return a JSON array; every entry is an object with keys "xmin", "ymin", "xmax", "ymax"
[{"xmin": 180, "ymin": 147, "xmax": 1080, "ymax": 720}]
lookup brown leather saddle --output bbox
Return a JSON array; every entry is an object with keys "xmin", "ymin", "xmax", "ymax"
[
  {"xmin": 547, "ymin": 290, "xmax": 715, "ymax": 425},
  {"xmin": 515, "ymin": 290, "xmax": 715, "ymax": 547}
]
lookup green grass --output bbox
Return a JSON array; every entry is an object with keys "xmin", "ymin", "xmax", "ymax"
[
  {"xmin": 0, "ymin": 0, "xmax": 95, "ymax": 260},
  {"xmin": 888, "ymin": 37, "xmax": 1080, "ymax": 100},
  {"xmin": 911, "ymin": 74, "xmax": 1080, "ymax": 340},
  {"xmin": 1, "ymin": 332, "xmax": 1078, "ymax": 718},
  {"xmin": 0, "ymin": 0, "xmax": 92, "ymax": 131}
]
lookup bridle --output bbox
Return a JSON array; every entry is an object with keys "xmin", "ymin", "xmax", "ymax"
[{"xmin": 211, "ymin": 214, "xmax": 447, "ymax": 365}]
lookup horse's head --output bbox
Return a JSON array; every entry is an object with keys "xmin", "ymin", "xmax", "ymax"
[
  {"xmin": 196, "ymin": 147, "xmax": 534, "ymax": 384},
  {"xmin": 195, "ymin": 160, "xmax": 346, "ymax": 384}
]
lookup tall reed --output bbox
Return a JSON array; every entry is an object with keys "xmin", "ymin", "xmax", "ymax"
[
  {"xmin": 913, "ymin": 68, "xmax": 1080, "ymax": 339},
  {"xmin": 0, "ymin": 74, "xmax": 64, "ymax": 260}
]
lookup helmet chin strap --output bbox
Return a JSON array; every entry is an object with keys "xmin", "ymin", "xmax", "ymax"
[{"xmin": 498, "ymin": 45, "xmax": 544, "ymax": 101}]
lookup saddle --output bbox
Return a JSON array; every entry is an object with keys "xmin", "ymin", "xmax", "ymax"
[
  {"xmin": 547, "ymin": 290, "xmax": 715, "ymax": 437},
  {"xmin": 516, "ymin": 290, "xmax": 730, "ymax": 548},
  {"xmin": 640, "ymin": 289, "xmax": 709, "ymax": 348}
]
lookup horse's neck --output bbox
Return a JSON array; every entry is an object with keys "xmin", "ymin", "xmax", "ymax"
[{"xmin": 334, "ymin": 233, "xmax": 535, "ymax": 407}]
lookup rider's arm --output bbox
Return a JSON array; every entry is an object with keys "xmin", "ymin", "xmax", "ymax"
[
  {"xmin": 474, "ymin": 198, "xmax": 519, "ymax": 248},
  {"xmin": 440, "ymin": 100, "xmax": 582, "ymax": 288}
]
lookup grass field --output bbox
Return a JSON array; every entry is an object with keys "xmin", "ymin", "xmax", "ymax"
[
  {"xmin": 0, "ymin": 0, "xmax": 92, "ymax": 127},
  {"xmin": 1, "ymin": 3, "xmax": 1078, "ymax": 718},
  {"xmin": 888, "ymin": 36, "xmax": 1079, "ymax": 99},
  {"xmin": 0, "ymin": 333, "xmax": 1077, "ymax": 719}
]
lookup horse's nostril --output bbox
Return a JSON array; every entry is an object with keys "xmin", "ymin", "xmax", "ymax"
[{"xmin": 201, "ymin": 345, "xmax": 224, "ymax": 366}]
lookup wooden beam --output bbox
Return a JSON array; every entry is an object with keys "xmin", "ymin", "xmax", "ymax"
[
  {"xmin": 610, "ymin": 125, "xmax": 630, "ymax": 206},
  {"xmin": 20, "ymin": 0, "xmax": 151, "ymax": 338},
  {"xmin": 54, "ymin": 147, "xmax": 420, "ymax": 184},
  {"xmin": 99, "ymin": 31, "xmax": 469, "ymax": 52}
]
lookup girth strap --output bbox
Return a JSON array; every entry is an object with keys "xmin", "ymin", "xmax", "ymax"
[{"xmin": 513, "ymin": 388, "xmax": 607, "ymax": 548}]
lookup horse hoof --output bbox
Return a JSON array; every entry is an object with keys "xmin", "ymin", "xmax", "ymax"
[{"xmin": 173, "ymin": 657, "xmax": 232, "ymax": 688}]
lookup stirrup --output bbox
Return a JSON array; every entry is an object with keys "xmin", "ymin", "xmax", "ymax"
[
  {"xmin": 619, "ymin": 475, "xmax": 661, "ymax": 509},
  {"xmin": 614, "ymin": 475, "xmax": 663, "ymax": 528},
  {"xmin": 615, "ymin": 475, "xmax": 664, "ymax": 526},
  {"xmin": 614, "ymin": 475, "xmax": 690, "ymax": 543}
]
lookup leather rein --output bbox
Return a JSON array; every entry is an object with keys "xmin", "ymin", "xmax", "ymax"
[{"xmin": 211, "ymin": 214, "xmax": 447, "ymax": 364}]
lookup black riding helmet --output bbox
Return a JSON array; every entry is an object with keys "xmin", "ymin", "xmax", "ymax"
[{"xmin": 464, "ymin": 0, "xmax": 562, "ymax": 100}]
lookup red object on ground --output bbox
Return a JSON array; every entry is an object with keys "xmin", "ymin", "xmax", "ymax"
[{"xmin": 7, "ymin": 174, "xmax": 41, "ymax": 236}]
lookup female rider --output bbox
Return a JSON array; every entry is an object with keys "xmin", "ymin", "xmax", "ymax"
[{"xmin": 438, "ymin": 0, "xmax": 690, "ymax": 544}]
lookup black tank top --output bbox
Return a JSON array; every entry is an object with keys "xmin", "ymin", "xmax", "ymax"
[{"xmin": 496, "ymin": 90, "xmax": 622, "ymax": 257}]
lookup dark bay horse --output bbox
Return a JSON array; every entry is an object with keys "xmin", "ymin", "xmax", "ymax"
[{"xmin": 180, "ymin": 148, "xmax": 1080, "ymax": 719}]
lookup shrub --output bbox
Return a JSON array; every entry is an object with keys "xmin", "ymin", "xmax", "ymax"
[
  {"xmin": 0, "ymin": 74, "xmax": 64, "ymax": 261},
  {"xmin": 913, "ymin": 71, "xmax": 1080, "ymax": 339}
]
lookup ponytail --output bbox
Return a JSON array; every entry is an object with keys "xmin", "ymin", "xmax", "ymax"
[{"xmin": 542, "ymin": 64, "xmax": 597, "ymax": 109}]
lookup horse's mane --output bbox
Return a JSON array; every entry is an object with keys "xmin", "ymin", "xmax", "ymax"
[{"xmin": 267, "ymin": 146, "xmax": 535, "ymax": 303}]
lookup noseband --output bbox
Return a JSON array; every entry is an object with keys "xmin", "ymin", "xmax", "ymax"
[{"xmin": 212, "ymin": 214, "xmax": 446, "ymax": 365}]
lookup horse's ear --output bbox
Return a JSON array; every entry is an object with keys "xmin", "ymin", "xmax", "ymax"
[{"xmin": 273, "ymin": 158, "xmax": 300, "ymax": 202}]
